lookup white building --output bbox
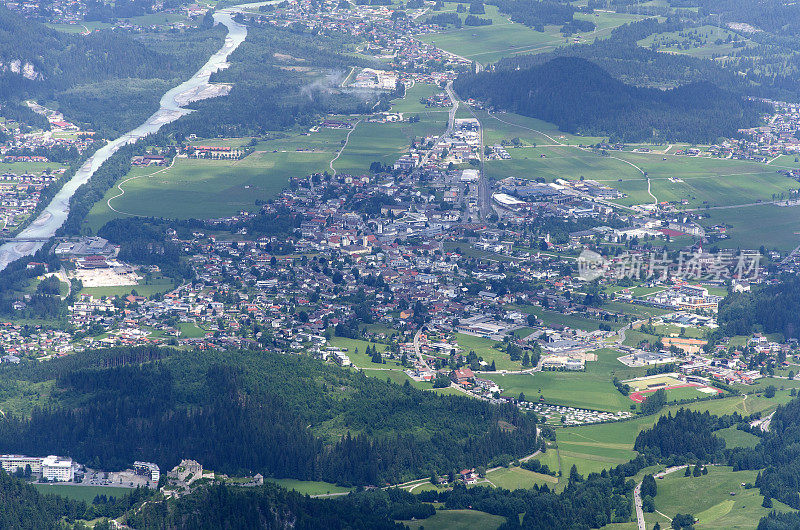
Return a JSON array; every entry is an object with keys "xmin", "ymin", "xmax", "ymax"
[
  {"xmin": 41, "ymin": 455, "xmax": 74, "ymax": 482},
  {"xmin": 0, "ymin": 455, "xmax": 42, "ymax": 475}
]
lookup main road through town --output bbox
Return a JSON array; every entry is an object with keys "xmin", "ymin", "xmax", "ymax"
[{"xmin": 0, "ymin": 2, "xmax": 272, "ymax": 271}]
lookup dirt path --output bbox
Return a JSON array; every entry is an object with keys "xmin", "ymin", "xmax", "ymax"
[
  {"xmin": 329, "ymin": 119, "xmax": 361, "ymax": 177},
  {"xmin": 107, "ymin": 156, "xmax": 178, "ymax": 216}
]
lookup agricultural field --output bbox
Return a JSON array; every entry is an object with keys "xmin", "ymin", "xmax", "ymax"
[
  {"xmin": 644, "ymin": 466, "xmax": 793, "ymax": 529},
  {"xmin": 331, "ymin": 112, "xmax": 448, "ymax": 175},
  {"xmin": 417, "ymin": 5, "xmax": 645, "ymax": 65},
  {"xmin": 31, "ymin": 484, "xmax": 134, "ymax": 503},
  {"xmin": 483, "ymin": 466, "xmax": 558, "ymax": 490},
  {"xmin": 80, "ymin": 275, "xmax": 174, "ymax": 298},
  {"xmin": 401, "ymin": 509, "xmax": 504, "ymax": 530},
  {"xmin": 86, "ymin": 149, "xmax": 332, "ymax": 229},
  {"xmin": 0, "ymin": 161, "xmax": 66, "ymax": 174},
  {"xmin": 701, "ymin": 204, "xmax": 800, "ymax": 252},
  {"xmin": 532, "ymin": 394, "xmax": 782, "ymax": 477},
  {"xmin": 262, "ymin": 478, "xmax": 352, "ymax": 496}
]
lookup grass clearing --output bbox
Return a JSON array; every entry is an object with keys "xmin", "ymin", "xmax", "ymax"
[
  {"xmin": 713, "ymin": 426, "xmax": 761, "ymax": 449},
  {"xmin": 454, "ymin": 333, "xmax": 522, "ymax": 371},
  {"xmin": 650, "ymin": 466, "xmax": 793, "ymax": 529},
  {"xmin": 32, "ymin": 484, "xmax": 133, "ymax": 503},
  {"xmin": 484, "ymin": 466, "xmax": 557, "ymax": 490},
  {"xmin": 401, "ymin": 509, "xmax": 504, "ymax": 530},
  {"xmin": 486, "ymin": 348, "xmax": 643, "ymax": 412},
  {"xmin": 263, "ymin": 478, "xmax": 352, "ymax": 496}
]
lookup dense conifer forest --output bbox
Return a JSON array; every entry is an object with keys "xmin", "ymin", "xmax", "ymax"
[
  {"xmin": 454, "ymin": 57, "xmax": 765, "ymax": 142},
  {"xmin": 718, "ymin": 276, "xmax": 800, "ymax": 339},
  {"xmin": 0, "ymin": 347, "xmax": 539, "ymax": 486}
]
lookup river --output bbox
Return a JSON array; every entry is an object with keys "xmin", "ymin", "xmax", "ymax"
[{"xmin": 0, "ymin": 4, "xmax": 264, "ymax": 271}]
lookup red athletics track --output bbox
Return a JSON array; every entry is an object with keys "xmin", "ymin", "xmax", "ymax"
[{"xmin": 629, "ymin": 383, "xmax": 723, "ymax": 403}]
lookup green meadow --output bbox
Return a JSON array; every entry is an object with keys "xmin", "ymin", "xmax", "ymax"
[
  {"xmin": 701, "ymin": 204, "xmax": 800, "ymax": 252},
  {"xmin": 417, "ymin": 5, "xmax": 645, "ymax": 65},
  {"xmin": 645, "ymin": 466, "xmax": 794, "ymax": 529},
  {"xmin": 454, "ymin": 333, "xmax": 522, "ymax": 371},
  {"xmin": 401, "ymin": 509, "xmax": 504, "ymax": 530},
  {"xmin": 263, "ymin": 478, "xmax": 352, "ymax": 496},
  {"xmin": 32, "ymin": 484, "xmax": 133, "ymax": 503},
  {"xmin": 486, "ymin": 348, "xmax": 643, "ymax": 412}
]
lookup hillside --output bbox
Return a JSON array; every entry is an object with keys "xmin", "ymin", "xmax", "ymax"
[
  {"xmin": 0, "ymin": 6, "xmax": 224, "ymax": 135},
  {"xmin": 0, "ymin": 346, "xmax": 539, "ymax": 486},
  {"xmin": 453, "ymin": 56, "xmax": 765, "ymax": 143}
]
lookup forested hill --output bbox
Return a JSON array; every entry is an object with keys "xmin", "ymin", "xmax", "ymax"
[
  {"xmin": 0, "ymin": 6, "xmax": 225, "ymax": 134},
  {"xmin": 0, "ymin": 7, "xmax": 175, "ymax": 94},
  {"xmin": 0, "ymin": 346, "xmax": 539, "ymax": 486},
  {"xmin": 718, "ymin": 276, "xmax": 800, "ymax": 339},
  {"xmin": 454, "ymin": 56, "xmax": 765, "ymax": 143}
]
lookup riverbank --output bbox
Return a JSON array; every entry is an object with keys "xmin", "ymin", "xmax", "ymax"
[{"xmin": 0, "ymin": 5, "xmax": 257, "ymax": 271}]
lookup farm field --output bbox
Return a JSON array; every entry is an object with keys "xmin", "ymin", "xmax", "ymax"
[
  {"xmin": 417, "ymin": 6, "xmax": 645, "ymax": 65},
  {"xmin": 80, "ymin": 275, "xmax": 174, "ymax": 298},
  {"xmin": 401, "ymin": 509, "xmax": 504, "ymax": 530},
  {"xmin": 263, "ymin": 478, "xmax": 352, "ymax": 496},
  {"xmin": 535, "ymin": 394, "xmax": 782, "ymax": 476},
  {"xmin": 483, "ymin": 466, "xmax": 558, "ymax": 490},
  {"xmin": 486, "ymin": 348, "xmax": 643, "ymax": 412},
  {"xmin": 700, "ymin": 204, "xmax": 800, "ymax": 252},
  {"xmin": 0, "ymin": 161, "xmax": 66, "ymax": 174},
  {"xmin": 86, "ymin": 149, "xmax": 331, "ymax": 229},
  {"xmin": 332, "ymin": 113, "xmax": 447, "ymax": 176},
  {"xmin": 32, "ymin": 484, "xmax": 133, "ymax": 503},
  {"xmin": 645, "ymin": 466, "xmax": 794, "ymax": 529}
]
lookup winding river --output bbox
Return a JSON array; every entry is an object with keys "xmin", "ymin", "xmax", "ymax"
[{"xmin": 0, "ymin": 4, "xmax": 263, "ymax": 270}]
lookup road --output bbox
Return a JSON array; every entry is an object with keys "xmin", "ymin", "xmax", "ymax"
[
  {"xmin": 329, "ymin": 119, "xmax": 361, "ymax": 177},
  {"xmin": 444, "ymin": 81, "xmax": 458, "ymax": 136},
  {"xmin": 412, "ymin": 328, "xmax": 430, "ymax": 370},
  {"xmin": 634, "ymin": 465, "xmax": 690, "ymax": 530},
  {"xmin": 750, "ymin": 411, "xmax": 775, "ymax": 432}
]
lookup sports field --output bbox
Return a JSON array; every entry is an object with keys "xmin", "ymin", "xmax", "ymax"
[{"xmin": 645, "ymin": 466, "xmax": 793, "ymax": 529}]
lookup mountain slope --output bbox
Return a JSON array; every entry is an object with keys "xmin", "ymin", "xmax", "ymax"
[{"xmin": 454, "ymin": 56, "xmax": 766, "ymax": 143}]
